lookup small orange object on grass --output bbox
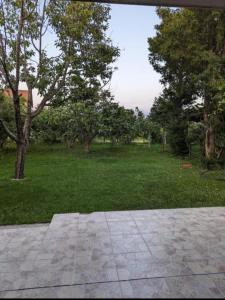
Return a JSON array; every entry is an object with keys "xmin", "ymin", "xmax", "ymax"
[{"xmin": 181, "ymin": 163, "xmax": 193, "ymax": 169}]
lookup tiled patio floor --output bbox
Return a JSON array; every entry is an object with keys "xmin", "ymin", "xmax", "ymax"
[{"xmin": 0, "ymin": 207, "xmax": 225, "ymax": 298}]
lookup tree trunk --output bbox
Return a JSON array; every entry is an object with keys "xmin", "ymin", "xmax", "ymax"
[
  {"xmin": 162, "ymin": 128, "xmax": 166, "ymax": 152},
  {"xmin": 15, "ymin": 142, "xmax": 26, "ymax": 179},
  {"xmin": 0, "ymin": 139, "xmax": 4, "ymax": 149},
  {"xmin": 66, "ymin": 139, "xmax": 75, "ymax": 149},
  {"xmin": 148, "ymin": 132, "xmax": 152, "ymax": 148},
  {"xmin": 14, "ymin": 115, "xmax": 31, "ymax": 179},
  {"xmin": 217, "ymin": 147, "xmax": 225, "ymax": 160},
  {"xmin": 84, "ymin": 138, "xmax": 91, "ymax": 153},
  {"xmin": 203, "ymin": 109, "xmax": 215, "ymax": 160},
  {"xmin": 164, "ymin": 130, "xmax": 167, "ymax": 145},
  {"xmin": 188, "ymin": 143, "xmax": 192, "ymax": 159},
  {"xmin": 205, "ymin": 127, "xmax": 215, "ymax": 160}
]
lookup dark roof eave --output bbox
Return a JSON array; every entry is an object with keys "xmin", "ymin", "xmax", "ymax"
[{"xmin": 78, "ymin": 0, "xmax": 225, "ymax": 9}]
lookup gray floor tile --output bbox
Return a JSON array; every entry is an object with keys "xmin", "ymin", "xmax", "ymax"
[
  {"xmin": 73, "ymin": 253, "xmax": 118, "ymax": 284},
  {"xmin": 208, "ymin": 273, "xmax": 225, "ymax": 296},
  {"xmin": 165, "ymin": 275, "xmax": 224, "ymax": 298},
  {"xmin": 83, "ymin": 281, "xmax": 122, "ymax": 298},
  {"xmin": 44, "ymin": 224, "xmax": 79, "ymax": 240},
  {"xmin": 111, "ymin": 234, "xmax": 149, "ymax": 254},
  {"xmin": 187, "ymin": 258, "xmax": 225, "ymax": 275},
  {"xmin": 115, "ymin": 252, "xmax": 193, "ymax": 280},
  {"xmin": 105, "ymin": 211, "xmax": 132, "ymax": 221},
  {"xmin": 136, "ymin": 220, "xmax": 173, "ymax": 234},
  {"xmin": 0, "ymin": 260, "xmax": 35, "ymax": 273},
  {"xmin": 37, "ymin": 238, "xmax": 76, "ymax": 260},
  {"xmin": 51, "ymin": 213, "xmax": 79, "ymax": 224},
  {"xmin": 33, "ymin": 257, "xmax": 75, "ymax": 273},
  {"xmin": 120, "ymin": 278, "xmax": 175, "ymax": 298},
  {"xmin": 77, "ymin": 222, "xmax": 109, "ymax": 236},
  {"xmin": 0, "ymin": 270, "xmax": 74, "ymax": 291},
  {"xmin": 73, "ymin": 235, "xmax": 113, "ymax": 256},
  {"xmin": 0, "ymin": 208, "xmax": 225, "ymax": 298},
  {"xmin": 130, "ymin": 210, "xmax": 158, "ymax": 221},
  {"xmin": 108, "ymin": 221, "xmax": 138, "ymax": 235},
  {"xmin": 0, "ymin": 282, "xmax": 122, "ymax": 298},
  {"xmin": 78, "ymin": 212, "xmax": 106, "ymax": 223},
  {"xmin": 0, "ymin": 288, "xmax": 58, "ymax": 299}
]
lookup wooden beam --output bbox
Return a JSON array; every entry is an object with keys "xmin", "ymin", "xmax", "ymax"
[{"xmin": 79, "ymin": 0, "xmax": 225, "ymax": 9}]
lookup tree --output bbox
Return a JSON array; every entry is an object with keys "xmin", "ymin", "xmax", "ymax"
[
  {"xmin": 52, "ymin": 2, "xmax": 119, "ymax": 109},
  {"xmin": 134, "ymin": 107, "xmax": 146, "ymax": 140},
  {"xmin": 105, "ymin": 105, "xmax": 136, "ymax": 144},
  {"xmin": 144, "ymin": 118, "xmax": 161, "ymax": 144},
  {"xmin": 0, "ymin": 0, "xmax": 94, "ymax": 179},
  {"xmin": 98, "ymin": 98, "xmax": 119, "ymax": 143},
  {"xmin": 186, "ymin": 122, "xmax": 204, "ymax": 158},
  {"xmin": 60, "ymin": 98, "xmax": 105, "ymax": 153},
  {"xmin": 211, "ymin": 83, "xmax": 225, "ymax": 159},
  {"xmin": 150, "ymin": 87, "xmax": 188, "ymax": 154},
  {"xmin": 148, "ymin": 8, "xmax": 225, "ymax": 160},
  {"xmin": 52, "ymin": 2, "xmax": 120, "ymax": 152},
  {"xmin": 32, "ymin": 107, "xmax": 63, "ymax": 144},
  {"xmin": 133, "ymin": 107, "xmax": 161, "ymax": 144}
]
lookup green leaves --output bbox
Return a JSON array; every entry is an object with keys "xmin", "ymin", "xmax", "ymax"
[{"xmin": 148, "ymin": 7, "xmax": 225, "ymax": 158}]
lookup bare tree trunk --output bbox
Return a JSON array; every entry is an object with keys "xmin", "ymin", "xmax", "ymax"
[
  {"xmin": 205, "ymin": 127, "xmax": 215, "ymax": 159},
  {"xmin": 66, "ymin": 139, "xmax": 74, "ymax": 149},
  {"xmin": 14, "ymin": 113, "xmax": 31, "ymax": 179},
  {"xmin": 188, "ymin": 143, "xmax": 192, "ymax": 159},
  {"xmin": 162, "ymin": 128, "xmax": 166, "ymax": 152},
  {"xmin": 84, "ymin": 138, "xmax": 91, "ymax": 153},
  {"xmin": 15, "ymin": 141, "xmax": 26, "ymax": 179},
  {"xmin": 203, "ymin": 109, "xmax": 215, "ymax": 160},
  {"xmin": 164, "ymin": 130, "xmax": 167, "ymax": 145},
  {"xmin": 148, "ymin": 132, "xmax": 152, "ymax": 148},
  {"xmin": 0, "ymin": 139, "xmax": 5, "ymax": 149}
]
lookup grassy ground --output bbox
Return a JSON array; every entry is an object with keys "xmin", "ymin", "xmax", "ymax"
[{"xmin": 0, "ymin": 143, "xmax": 225, "ymax": 225}]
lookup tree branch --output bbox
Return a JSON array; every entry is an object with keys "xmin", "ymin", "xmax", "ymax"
[
  {"xmin": 0, "ymin": 57, "xmax": 15, "ymax": 92},
  {"xmin": 31, "ymin": 63, "xmax": 69, "ymax": 119},
  {"xmin": 15, "ymin": 0, "xmax": 25, "ymax": 92},
  {"xmin": 0, "ymin": 1, "xmax": 8, "ymax": 55},
  {"xmin": 0, "ymin": 118, "xmax": 18, "ymax": 142},
  {"xmin": 33, "ymin": 0, "xmax": 47, "ymax": 85}
]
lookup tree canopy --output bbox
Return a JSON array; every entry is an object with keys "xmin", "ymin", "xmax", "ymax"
[{"xmin": 148, "ymin": 8, "xmax": 225, "ymax": 160}]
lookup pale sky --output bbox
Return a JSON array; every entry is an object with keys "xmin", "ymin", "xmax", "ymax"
[
  {"xmin": 21, "ymin": 4, "xmax": 163, "ymax": 115},
  {"xmin": 108, "ymin": 4, "xmax": 162, "ymax": 115}
]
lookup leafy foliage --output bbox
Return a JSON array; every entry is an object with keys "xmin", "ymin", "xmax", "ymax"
[
  {"xmin": 0, "ymin": 93, "xmax": 13, "ymax": 148},
  {"xmin": 148, "ymin": 8, "xmax": 225, "ymax": 160}
]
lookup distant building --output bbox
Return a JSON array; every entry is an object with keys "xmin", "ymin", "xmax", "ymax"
[{"xmin": 3, "ymin": 88, "xmax": 28, "ymax": 102}]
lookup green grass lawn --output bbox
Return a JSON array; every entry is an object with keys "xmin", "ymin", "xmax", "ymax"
[{"xmin": 0, "ymin": 143, "xmax": 225, "ymax": 225}]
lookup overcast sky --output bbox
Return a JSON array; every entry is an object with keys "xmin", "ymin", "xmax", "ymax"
[{"xmin": 108, "ymin": 4, "xmax": 163, "ymax": 115}]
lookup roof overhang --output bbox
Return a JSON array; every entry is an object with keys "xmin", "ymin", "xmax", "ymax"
[{"xmin": 79, "ymin": 0, "xmax": 225, "ymax": 9}]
